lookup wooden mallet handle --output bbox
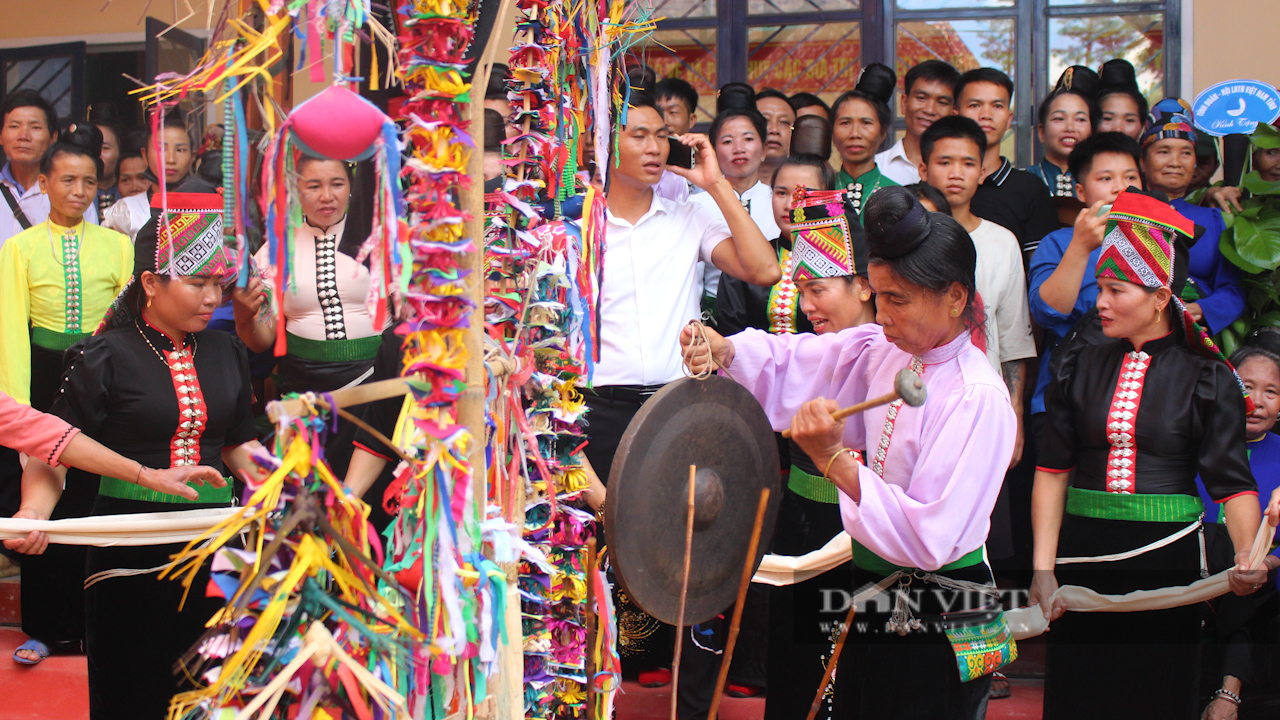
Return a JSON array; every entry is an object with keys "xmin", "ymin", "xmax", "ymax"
[
  {"xmin": 781, "ymin": 389, "xmax": 899, "ymax": 439},
  {"xmin": 781, "ymin": 369, "xmax": 926, "ymax": 439}
]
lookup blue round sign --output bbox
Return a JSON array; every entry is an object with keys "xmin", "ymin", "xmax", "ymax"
[{"xmin": 1193, "ymin": 79, "xmax": 1280, "ymax": 137}]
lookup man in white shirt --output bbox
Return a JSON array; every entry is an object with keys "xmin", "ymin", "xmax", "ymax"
[
  {"xmin": 585, "ymin": 91, "xmax": 782, "ymax": 483},
  {"xmin": 918, "ymin": 115, "xmax": 1034, "ymax": 465},
  {"xmin": 0, "ymin": 90, "xmax": 99, "ymax": 246},
  {"xmin": 875, "ymin": 60, "xmax": 960, "ymax": 187}
]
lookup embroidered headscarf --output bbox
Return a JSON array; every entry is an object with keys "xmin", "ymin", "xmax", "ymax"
[
  {"xmin": 788, "ymin": 187, "xmax": 870, "ymax": 281},
  {"xmin": 1096, "ymin": 188, "xmax": 1253, "ymax": 410},
  {"xmin": 97, "ymin": 192, "xmax": 238, "ymax": 333},
  {"xmin": 1140, "ymin": 97, "xmax": 1197, "ymax": 149}
]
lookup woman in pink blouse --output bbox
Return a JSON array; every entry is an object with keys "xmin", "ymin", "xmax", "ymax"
[{"xmin": 682, "ymin": 186, "xmax": 1016, "ymax": 719}]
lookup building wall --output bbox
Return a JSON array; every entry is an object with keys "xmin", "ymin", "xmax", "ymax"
[
  {"xmin": 1191, "ymin": 0, "xmax": 1280, "ymax": 97},
  {"xmin": 0, "ymin": 0, "xmax": 210, "ymax": 46}
]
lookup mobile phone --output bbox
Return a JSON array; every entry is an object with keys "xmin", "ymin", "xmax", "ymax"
[
  {"xmin": 667, "ymin": 137, "xmax": 695, "ymax": 170},
  {"xmin": 1097, "ymin": 203, "xmax": 1112, "ymax": 218}
]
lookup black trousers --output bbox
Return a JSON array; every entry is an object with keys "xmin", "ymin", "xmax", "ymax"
[
  {"xmin": 584, "ymin": 387, "xmax": 678, "ymax": 676},
  {"xmin": 85, "ymin": 496, "xmax": 227, "ymax": 720}
]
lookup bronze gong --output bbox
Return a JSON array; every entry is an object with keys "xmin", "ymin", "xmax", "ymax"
[{"xmin": 604, "ymin": 375, "xmax": 781, "ymax": 625}]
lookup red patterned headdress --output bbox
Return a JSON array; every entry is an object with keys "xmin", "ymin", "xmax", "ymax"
[{"xmin": 1096, "ymin": 189, "xmax": 1254, "ymax": 412}]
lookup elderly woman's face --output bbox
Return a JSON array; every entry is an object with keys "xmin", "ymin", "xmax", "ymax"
[{"xmin": 867, "ymin": 263, "xmax": 966, "ymax": 356}]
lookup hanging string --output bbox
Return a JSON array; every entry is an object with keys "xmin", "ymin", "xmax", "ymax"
[{"xmin": 681, "ymin": 320, "xmax": 733, "ymax": 381}]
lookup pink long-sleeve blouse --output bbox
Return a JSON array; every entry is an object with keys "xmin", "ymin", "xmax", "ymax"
[
  {"xmin": 0, "ymin": 390, "xmax": 78, "ymax": 466},
  {"xmin": 728, "ymin": 324, "xmax": 1015, "ymax": 571}
]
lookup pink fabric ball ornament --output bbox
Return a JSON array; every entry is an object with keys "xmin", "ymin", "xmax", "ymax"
[{"xmin": 289, "ymin": 84, "xmax": 389, "ymax": 161}]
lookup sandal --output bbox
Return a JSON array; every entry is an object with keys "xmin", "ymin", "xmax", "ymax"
[
  {"xmin": 638, "ymin": 668, "xmax": 672, "ymax": 688},
  {"xmin": 990, "ymin": 671, "xmax": 1011, "ymax": 699},
  {"xmin": 12, "ymin": 638, "xmax": 49, "ymax": 666}
]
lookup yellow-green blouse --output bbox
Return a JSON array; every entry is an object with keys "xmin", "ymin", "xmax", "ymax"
[{"xmin": 0, "ymin": 220, "xmax": 132, "ymax": 404}]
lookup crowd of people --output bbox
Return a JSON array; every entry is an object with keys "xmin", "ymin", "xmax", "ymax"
[{"xmin": 0, "ymin": 52, "xmax": 1277, "ymax": 720}]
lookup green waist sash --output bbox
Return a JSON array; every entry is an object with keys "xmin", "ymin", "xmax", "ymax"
[
  {"xmin": 31, "ymin": 327, "xmax": 91, "ymax": 352},
  {"xmin": 850, "ymin": 538, "xmax": 985, "ymax": 577},
  {"xmin": 285, "ymin": 331, "xmax": 381, "ymax": 363},
  {"xmin": 99, "ymin": 474, "xmax": 233, "ymax": 505},
  {"xmin": 1066, "ymin": 486, "xmax": 1204, "ymax": 523},
  {"xmin": 788, "ymin": 465, "xmax": 840, "ymax": 504}
]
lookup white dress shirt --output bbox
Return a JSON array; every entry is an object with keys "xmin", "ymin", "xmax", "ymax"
[
  {"xmin": 690, "ymin": 180, "xmax": 779, "ymax": 298},
  {"xmin": 874, "ymin": 138, "xmax": 923, "ymax": 187},
  {"xmin": 0, "ymin": 163, "xmax": 99, "ymax": 247},
  {"xmin": 595, "ymin": 192, "xmax": 731, "ymax": 386},
  {"xmin": 970, "ymin": 218, "xmax": 1036, "ymax": 370}
]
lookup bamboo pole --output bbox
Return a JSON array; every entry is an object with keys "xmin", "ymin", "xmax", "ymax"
[
  {"xmin": 464, "ymin": 4, "xmax": 518, "ymax": 719},
  {"xmin": 670, "ymin": 465, "xmax": 698, "ymax": 720}
]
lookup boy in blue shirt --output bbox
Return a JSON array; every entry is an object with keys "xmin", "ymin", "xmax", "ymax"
[{"xmin": 1027, "ymin": 132, "xmax": 1143, "ymax": 418}]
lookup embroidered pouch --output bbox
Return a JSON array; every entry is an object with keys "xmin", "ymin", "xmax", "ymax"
[{"xmin": 942, "ymin": 601, "xmax": 1018, "ymax": 683}]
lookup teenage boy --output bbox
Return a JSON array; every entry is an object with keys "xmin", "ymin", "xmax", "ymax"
[
  {"xmin": 956, "ymin": 68, "xmax": 1059, "ymax": 261},
  {"xmin": 102, "ymin": 113, "xmax": 199, "ymax": 240},
  {"xmin": 919, "ymin": 115, "xmax": 1035, "ymax": 465},
  {"xmin": 655, "ymin": 77, "xmax": 699, "ymax": 136},
  {"xmin": 654, "ymin": 77, "xmax": 702, "ymax": 203},
  {"xmin": 1027, "ymin": 132, "xmax": 1144, "ymax": 420},
  {"xmin": 876, "ymin": 60, "xmax": 959, "ymax": 186}
]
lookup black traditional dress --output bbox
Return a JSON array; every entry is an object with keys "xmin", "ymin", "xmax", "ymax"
[
  {"xmin": 52, "ymin": 320, "xmax": 256, "ymax": 720},
  {"xmin": 1039, "ymin": 333, "xmax": 1258, "ymax": 718},
  {"xmin": 763, "ymin": 441, "xmax": 852, "ymax": 720},
  {"xmin": 715, "ymin": 237, "xmax": 812, "ymax": 338}
]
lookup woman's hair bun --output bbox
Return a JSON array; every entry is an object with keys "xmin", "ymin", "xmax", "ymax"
[
  {"xmin": 856, "ymin": 63, "xmax": 897, "ymax": 106},
  {"xmin": 790, "ymin": 114, "xmax": 832, "ymax": 156},
  {"xmin": 1053, "ymin": 65, "xmax": 1100, "ymax": 99},
  {"xmin": 1098, "ymin": 58, "xmax": 1139, "ymax": 93},
  {"xmin": 61, "ymin": 123, "xmax": 104, "ymax": 157},
  {"xmin": 863, "ymin": 185, "xmax": 933, "ymax": 259}
]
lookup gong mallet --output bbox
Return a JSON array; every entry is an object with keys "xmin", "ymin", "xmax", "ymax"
[
  {"xmin": 706, "ymin": 487, "xmax": 772, "ymax": 720},
  {"xmin": 781, "ymin": 368, "xmax": 927, "ymax": 439},
  {"xmin": 670, "ymin": 464, "xmax": 697, "ymax": 720}
]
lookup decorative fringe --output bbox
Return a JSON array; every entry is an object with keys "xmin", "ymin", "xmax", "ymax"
[{"xmin": 483, "ymin": 3, "xmax": 655, "ymax": 718}]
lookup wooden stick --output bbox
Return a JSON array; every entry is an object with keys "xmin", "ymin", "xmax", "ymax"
[
  {"xmin": 804, "ymin": 598, "xmax": 859, "ymax": 720},
  {"xmin": 781, "ymin": 389, "xmax": 900, "ymax": 438},
  {"xmin": 670, "ymin": 464, "xmax": 697, "ymax": 720},
  {"xmin": 707, "ymin": 487, "xmax": 771, "ymax": 720},
  {"xmin": 584, "ymin": 537, "xmax": 599, "ymax": 719},
  {"xmin": 266, "ymin": 374, "xmax": 425, "ymax": 424}
]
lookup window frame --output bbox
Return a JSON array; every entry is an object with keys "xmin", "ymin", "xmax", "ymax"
[{"xmin": 651, "ymin": 0, "xmax": 1180, "ymax": 167}]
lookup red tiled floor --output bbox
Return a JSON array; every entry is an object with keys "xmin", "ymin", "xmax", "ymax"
[
  {"xmin": 0, "ymin": 615, "xmax": 1047, "ymax": 720},
  {"xmin": 0, "ymin": 627, "xmax": 89, "ymax": 720},
  {"xmin": 613, "ymin": 677, "xmax": 1045, "ymax": 720}
]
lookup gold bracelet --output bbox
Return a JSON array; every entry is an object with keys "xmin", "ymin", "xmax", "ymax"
[{"xmin": 823, "ymin": 448, "xmax": 861, "ymax": 479}]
